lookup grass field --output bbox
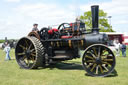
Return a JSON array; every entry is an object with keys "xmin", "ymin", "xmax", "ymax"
[{"xmin": 0, "ymin": 49, "xmax": 128, "ymax": 85}]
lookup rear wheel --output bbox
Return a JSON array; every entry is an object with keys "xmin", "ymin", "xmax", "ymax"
[
  {"xmin": 15, "ymin": 37, "xmax": 45, "ymax": 69},
  {"xmin": 82, "ymin": 44, "xmax": 116, "ymax": 77}
]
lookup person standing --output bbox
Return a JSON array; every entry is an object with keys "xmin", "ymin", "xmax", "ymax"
[
  {"xmin": 113, "ymin": 39, "xmax": 120, "ymax": 57},
  {"xmin": 4, "ymin": 42, "xmax": 11, "ymax": 60},
  {"xmin": 32, "ymin": 23, "xmax": 39, "ymax": 31},
  {"xmin": 121, "ymin": 42, "xmax": 126, "ymax": 57}
]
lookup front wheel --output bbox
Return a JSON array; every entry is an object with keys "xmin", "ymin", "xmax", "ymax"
[{"xmin": 82, "ymin": 44, "xmax": 116, "ymax": 77}]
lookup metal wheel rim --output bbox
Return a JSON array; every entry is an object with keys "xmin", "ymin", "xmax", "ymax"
[
  {"xmin": 82, "ymin": 44, "xmax": 116, "ymax": 77},
  {"xmin": 15, "ymin": 37, "xmax": 37, "ymax": 69}
]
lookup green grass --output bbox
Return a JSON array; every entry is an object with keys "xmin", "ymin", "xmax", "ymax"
[
  {"xmin": 0, "ymin": 49, "xmax": 128, "ymax": 85},
  {"xmin": 0, "ymin": 40, "xmax": 5, "ymax": 43}
]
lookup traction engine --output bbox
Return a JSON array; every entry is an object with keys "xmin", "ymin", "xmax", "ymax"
[{"xmin": 15, "ymin": 5, "xmax": 116, "ymax": 77}]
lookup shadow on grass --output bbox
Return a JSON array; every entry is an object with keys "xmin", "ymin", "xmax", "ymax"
[
  {"xmin": 44, "ymin": 62, "xmax": 84, "ymax": 70},
  {"xmin": 37, "ymin": 61, "xmax": 118, "ymax": 78},
  {"xmin": 105, "ymin": 69, "xmax": 118, "ymax": 77},
  {"xmin": 85, "ymin": 69, "xmax": 118, "ymax": 77}
]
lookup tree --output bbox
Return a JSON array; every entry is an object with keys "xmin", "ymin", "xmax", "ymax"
[{"xmin": 80, "ymin": 9, "xmax": 114, "ymax": 32}]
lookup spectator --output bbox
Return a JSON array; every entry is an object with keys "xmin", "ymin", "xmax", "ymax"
[
  {"xmin": 121, "ymin": 42, "xmax": 126, "ymax": 57},
  {"xmin": 113, "ymin": 39, "xmax": 120, "ymax": 57},
  {"xmin": 4, "ymin": 42, "xmax": 11, "ymax": 60},
  {"xmin": 32, "ymin": 23, "xmax": 39, "ymax": 31}
]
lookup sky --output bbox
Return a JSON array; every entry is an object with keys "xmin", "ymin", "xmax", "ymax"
[{"xmin": 0, "ymin": 0, "xmax": 128, "ymax": 39}]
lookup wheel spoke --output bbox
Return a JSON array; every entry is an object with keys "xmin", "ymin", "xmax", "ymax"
[
  {"xmin": 19, "ymin": 45, "xmax": 26, "ymax": 50},
  {"xmin": 89, "ymin": 51, "xmax": 96, "ymax": 59},
  {"xmin": 86, "ymin": 55, "xmax": 94, "ymax": 60},
  {"xmin": 24, "ymin": 59, "xmax": 30, "ymax": 66},
  {"xmin": 92, "ymin": 48, "xmax": 98, "ymax": 57},
  {"xmin": 31, "ymin": 50, "xmax": 36, "ymax": 54},
  {"xmin": 96, "ymin": 65, "xmax": 99, "ymax": 74},
  {"xmin": 102, "ymin": 62, "xmax": 111, "ymax": 65},
  {"xmin": 86, "ymin": 60, "xmax": 95, "ymax": 63},
  {"xmin": 30, "ymin": 49, "xmax": 35, "ymax": 52},
  {"xmin": 90, "ymin": 64, "xmax": 97, "ymax": 72},
  {"xmin": 86, "ymin": 63, "xmax": 93, "ymax": 68},
  {"xmin": 101, "ymin": 55, "xmax": 107, "ymax": 59},
  {"xmin": 31, "ymin": 53, "xmax": 36, "ymax": 57},
  {"xmin": 17, "ymin": 52, "xmax": 25, "ymax": 56},
  {"xmin": 23, "ymin": 56, "xmax": 27, "ymax": 60},
  {"xmin": 28, "ymin": 43, "xmax": 32, "ymax": 50},
  {"xmin": 98, "ymin": 46, "xmax": 101, "ymax": 58},
  {"xmin": 99, "ymin": 65, "xmax": 104, "ymax": 73},
  {"xmin": 102, "ymin": 64, "xmax": 109, "ymax": 72},
  {"xmin": 24, "ymin": 58, "xmax": 27, "ymax": 62},
  {"xmin": 27, "ymin": 60, "xmax": 30, "ymax": 66},
  {"xmin": 20, "ymin": 55, "xmax": 26, "ymax": 61},
  {"xmin": 25, "ymin": 40, "xmax": 29, "ymax": 47},
  {"xmin": 103, "ymin": 59, "xmax": 113, "ymax": 62}
]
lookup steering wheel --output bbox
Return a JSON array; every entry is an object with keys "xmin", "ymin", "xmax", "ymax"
[
  {"xmin": 58, "ymin": 23, "xmax": 72, "ymax": 34},
  {"xmin": 58, "ymin": 23, "xmax": 70, "ymax": 30}
]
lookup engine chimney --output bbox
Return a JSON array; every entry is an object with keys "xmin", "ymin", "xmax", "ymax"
[{"xmin": 91, "ymin": 5, "xmax": 99, "ymax": 34}]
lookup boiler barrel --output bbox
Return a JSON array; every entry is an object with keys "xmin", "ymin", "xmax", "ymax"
[
  {"xmin": 84, "ymin": 33, "xmax": 108, "ymax": 48},
  {"xmin": 49, "ymin": 34, "xmax": 108, "ymax": 50}
]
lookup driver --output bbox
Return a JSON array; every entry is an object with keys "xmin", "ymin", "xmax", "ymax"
[
  {"xmin": 32, "ymin": 23, "xmax": 39, "ymax": 31},
  {"xmin": 72, "ymin": 17, "xmax": 80, "ymax": 35}
]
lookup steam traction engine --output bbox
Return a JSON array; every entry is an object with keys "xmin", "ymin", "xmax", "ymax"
[{"xmin": 15, "ymin": 5, "xmax": 116, "ymax": 77}]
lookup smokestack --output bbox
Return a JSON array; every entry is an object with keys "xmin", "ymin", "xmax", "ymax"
[{"xmin": 91, "ymin": 5, "xmax": 99, "ymax": 34}]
